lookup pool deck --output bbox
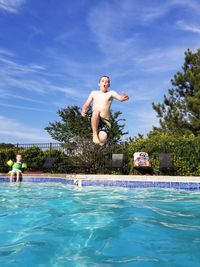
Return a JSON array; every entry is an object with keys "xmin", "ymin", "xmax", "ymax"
[
  {"xmin": 1, "ymin": 173, "xmax": 200, "ymax": 182},
  {"xmin": 1, "ymin": 173, "xmax": 200, "ymax": 190}
]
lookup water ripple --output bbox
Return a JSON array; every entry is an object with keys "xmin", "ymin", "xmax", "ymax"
[{"xmin": 0, "ymin": 183, "xmax": 200, "ymax": 266}]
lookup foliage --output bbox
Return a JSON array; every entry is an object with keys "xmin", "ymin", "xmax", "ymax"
[
  {"xmin": 45, "ymin": 105, "xmax": 128, "ymax": 144},
  {"xmin": 20, "ymin": 146, "xmax": 46, "ymax": 169},
  {"xmin": 0, "ymin": 142, "xmax": 128, "ymax": 174},
  {"xmin": 0, "ymin": 148, "xmax": 16, "ymax": 173},
  {"xmin": 48, "ymin": 142, "xmax": 129, "ymax": 174},
  {"xmin": 152, "ymin": 49, "xmax": 200, "ymax": 135},
  {"xmin": 45, "ymin": 105, "xmax": 91, "ymax": 142},
  {"xmin": 0, "ymin": 143, "xmax": 15, "ymax": 149},
  {"xmin": 128, "ymin": 131, "xmax": 200, "ymax": 176},
  {"xmin": 1, "ymin": 134, "xmax": 200, "ymax": 176}
]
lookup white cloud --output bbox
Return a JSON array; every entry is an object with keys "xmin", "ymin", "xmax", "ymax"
[
  {"xmin": 0, "ymin": 102, "xmax": 52, "ymax": 112},
  {"xmin": 0, "ymin": 48, "xmax": 80, "ymax": 97},
  {"xmin": 0, "ymin": 51, "xmax": 46, "ymax": 73},
  {"xmin": 135, "ymin": 46, "xmax": 186, "ymax": 73},
  {"xmin": 27, "ymin": 26, "xmax": 43, "ymax": 42},
  {"xmin": 169, "ymin": 0, "xmax": 200, "ymax": 11},
  {"xmin": 87, "ymin": 0, "xmax": 200, "ymax": 76},
  {"xmin": 0, "ymin": 0, "xmax": 25, "ymax": 13},
  {"xmin": 0, "ymin": 48, "xmax": 15, "ymax": 57},
  {"xmin": 87, "ymin": 2, "xmax": 137, "ymax": 59},
  {"xmin": 0, "ymin": 91, "xmax": 49, "ymax": 105},
  {"xmin": 176, "ymin": 20, "xmax": 200, "ymax": 34},
  {"xmin": 0, "ymin": 115, "xmax": 52, "ymax": 142}
]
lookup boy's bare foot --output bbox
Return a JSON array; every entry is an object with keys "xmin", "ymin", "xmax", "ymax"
[{"xmin": 93, "ymin": 135, "xmax": 100, "ymax": 144}]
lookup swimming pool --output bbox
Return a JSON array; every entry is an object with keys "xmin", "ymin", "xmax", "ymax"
[{"xmin": 0, "ymin": 182, "xmax": 200, "ymax": 267}]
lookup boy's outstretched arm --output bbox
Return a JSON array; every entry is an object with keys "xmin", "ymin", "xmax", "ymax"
[
  {"xmin": 81, "ymin": 92, "xmax": 93, "ymax": 116},
  {"xmin": 110, "ymin": 91, "xmax": 129, "ymax": 102}
]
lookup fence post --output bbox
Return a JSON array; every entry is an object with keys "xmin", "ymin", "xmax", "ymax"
[
  {"xmin": 50, "ymin": 142, "xmax": 52, "ymax": 155},
  {"xmin": 16, "ymin": 143, "xmax": 19, "ymax": 153}
]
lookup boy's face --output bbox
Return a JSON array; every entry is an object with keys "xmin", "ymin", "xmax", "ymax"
[
  {"xmin": 16, "ymin": 155, "xmax": 22, "ymax": 162},
  {"xmin": 98, "ymin": 77, "xmax": 110, "ymax": 92}
]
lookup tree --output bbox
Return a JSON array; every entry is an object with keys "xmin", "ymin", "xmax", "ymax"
[
  {"xmin": 152, "ymin": 48, "xmax": 200, "ymax": 135},
  {"xmin": 45, "ymin": 105, "xmax": 128, "ymax": 144},
  {"xmin": 0, "ymin": 143, "xmax": 15, "ymax": 149}
]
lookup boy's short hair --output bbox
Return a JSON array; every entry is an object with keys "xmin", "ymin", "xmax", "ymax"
[{"xmin": 99, "ymin": 75, "xmax": 110, "ymax": 84}]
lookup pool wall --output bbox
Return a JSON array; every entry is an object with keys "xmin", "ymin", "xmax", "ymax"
[{"xmin": 1, "ymin": 174, "xmax": 200, "ymax": 190}]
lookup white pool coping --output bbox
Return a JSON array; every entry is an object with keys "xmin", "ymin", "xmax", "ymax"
[
  {"xmin": 1, "ymin": 173, "xmax": 200, "ymax": 182},
  {"xmin": 70, "ymin": 174, "xmax": 200, "ymax": 182}
]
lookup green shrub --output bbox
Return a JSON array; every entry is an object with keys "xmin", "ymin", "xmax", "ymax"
[
  {"xmin": 22, "ymin": 146, "xmax": 46, "ymax": 169},
  {"xmin": 0, "ymin": 148, "xmax": 16, "ymax": 173},
  {"xmin": 128, "ymin": 132, "xmax": 200, "ymax": 176}
]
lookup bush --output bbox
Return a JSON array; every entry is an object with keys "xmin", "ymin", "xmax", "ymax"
[
  {"xmin": 22, "ymin": 146, "xmax": 46, "ymax": 169},
  {"xmin": 0, "ymin": 148, "xmax": 16, "ymax": 173},
  {"xmin": 128, "ymin": 132, "xmax": 200, "ymax": 176}
]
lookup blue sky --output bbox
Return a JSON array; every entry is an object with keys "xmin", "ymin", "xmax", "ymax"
[{"xmin": 0, "ymin": 0, "xmax": 200, "ymax": 143}]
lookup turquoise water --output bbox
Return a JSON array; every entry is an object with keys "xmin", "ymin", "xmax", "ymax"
[{"xmin": 0, "ymin": 183, "xmax": 200, "ymax": 267}]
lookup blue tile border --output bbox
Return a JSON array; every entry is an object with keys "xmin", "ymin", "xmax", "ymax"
[
  {"xmin": 82, "ymin": 180, "xmax": 200, "ymax": 191},
  {"xmin": 154, "ymin": 182, "xmax": 171, "ymax": 188},
  {"xmin": 188, "ymin": 182, "xmax": 199, "ymax": 191},
  {"xmin": 0, "ymin": 177, "xmax": 10, "ymax": 182},
  {"xmin": 0, "ymin": 177, "xmax": 200, "ymax": 191},
  {"xmin": 0, "ymin": 177, "xmax": 74, "ymax": 185}
]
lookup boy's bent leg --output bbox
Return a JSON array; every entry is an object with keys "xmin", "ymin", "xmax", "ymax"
[
  {"xmin": 98, "ymin": 117, "xmax": 111, "ymax": 146},
  {"xmin": 91, "ymin": 110, "xmax": 100, "ymax": 144},
  {"xmin": 16, "ymin": 172, "xmax": 20, "ymax": 182},
  {"xmin": 10, "ymin": 173, "xmax": 14, "ymax": 182},
  {"xmin": 98, "ymin": 131, "xmax": 108, "ymax": 146}
]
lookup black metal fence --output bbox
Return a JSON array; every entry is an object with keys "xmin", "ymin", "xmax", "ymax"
[
  {"xmin": 1, "ymin": 142, "xmax": 200, "ymax": 175},
  {"xmin": 15, "ymin": 143, "xmax": 63, "ymax": 152},
  {"xmin": 0, "ymin": 142, "xmax": 129, "ymax": 174}
]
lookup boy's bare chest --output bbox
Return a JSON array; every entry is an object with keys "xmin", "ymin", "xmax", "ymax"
[{"xmin": 94, "ymin": 92, "xmax": 112, "ymax": 102}]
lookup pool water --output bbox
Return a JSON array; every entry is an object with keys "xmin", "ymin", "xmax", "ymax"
[{"xmin": 0, "ymin": 183, "xmax": 200, "ymax": 267}]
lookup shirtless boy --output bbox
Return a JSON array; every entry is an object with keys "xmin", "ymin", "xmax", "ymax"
[{"xmin": 81, "ymin": 76, "xmax": 129, "ymax": 145}]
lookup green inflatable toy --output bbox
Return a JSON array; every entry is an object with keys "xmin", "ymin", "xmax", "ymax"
[
  {"xmin": 7, "ymin": 160, "xmax": 27, "ymax": 173},
  {"xmin": 7, "ymin": 160, "xmax": 14, "ymax": 167}
]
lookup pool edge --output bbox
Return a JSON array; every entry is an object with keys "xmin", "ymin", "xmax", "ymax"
[{"xmin": 0, "ymin": 175, "xmax": 200, "ymax": 190}]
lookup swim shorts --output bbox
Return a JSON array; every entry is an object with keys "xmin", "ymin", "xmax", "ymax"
[
  {"xmin": 9, "ymin": 169, "xmax": 22, "ymax": 174},
  {"xmin": 98, "ymin": 117, "xmax": 111, "ymax": 134}
]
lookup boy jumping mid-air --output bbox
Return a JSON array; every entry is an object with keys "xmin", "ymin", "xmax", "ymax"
[{"xmin": 81, "ymin": 76, "xmax": 129, "ymax": 145}]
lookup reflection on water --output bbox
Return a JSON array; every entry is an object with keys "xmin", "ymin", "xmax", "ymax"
[{"xmin": 0, "ymin": 183, "xmax": 200, "ymax": 267}]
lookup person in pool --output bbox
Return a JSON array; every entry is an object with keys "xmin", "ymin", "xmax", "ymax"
[
  {"xmin": 81, "ymin": 75, "xmax": 129, "ymax": 145},
  {"xmin": 7, "ymin": 154, "xmax": 27, "ymax": 182}
]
